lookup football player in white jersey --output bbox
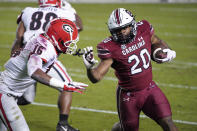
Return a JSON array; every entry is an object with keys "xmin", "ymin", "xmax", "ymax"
[
  {"xmin": 0, "ymin": 18, "xmax": 87, "ymax": 131},
  {"xmin": 10, "ymin": 0, "xmax": 84, "ymax": 131},
  {"xmin": 61, "ymin": 0, "xmax": 83, "ymax": 32}
]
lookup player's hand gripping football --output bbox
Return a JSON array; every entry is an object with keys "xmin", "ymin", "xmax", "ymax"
[
  {"xmin": 82, "ymin": 46, "xmax": 98, "ymax": 69},
  {"xmin": 153, "ymin": 48, "xmax": 176, "ymax": 63},
  {"xmin": 63, "ymin": 81, "xmax": 88, "ymax": 94},
  {"xmin": 163, "ymin": 49, "xmax": 176, "ymax": 62}
]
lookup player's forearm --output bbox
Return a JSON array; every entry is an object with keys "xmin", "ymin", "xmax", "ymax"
[
  {"xmin": 151, "ymin": 34, "xmax": 170, "ymax": 49},
  {"xmin": 31, "ymin": 69, "xmax": 66, "ymax": 90},
  {"xmin": 87, "ymin": 58, "xmax": 113, "ymax": 83},
  {"xmin": 11, "ymin": 21, "xmax": 25, "ymax": 56},
  {"xmin": 87, "ymin": 63, "xmax": 109, "ymax": 83},
  {"xmin": 75, "ymin": 14, "xmax": 83, "ymax": 32},
  {"xmin": 31, "ymin": 69, "xmax": 51, "ymax": 85},
  {"xmin": 11, "ymin": 39, "xmax": 23, "ymax": 56},
  {"xmin": 87, "ymin": 68, "xmax": 100, "ymax": 83}
]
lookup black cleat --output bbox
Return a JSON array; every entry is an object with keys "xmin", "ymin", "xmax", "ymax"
[{"xmin": 56, "ymin": 122, "xmax": 79, "ymax": 131}]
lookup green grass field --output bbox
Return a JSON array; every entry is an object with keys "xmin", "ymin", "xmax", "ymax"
[{"xmin": 0, "ymin": 2, "xmax": 197, "ymax": 131}]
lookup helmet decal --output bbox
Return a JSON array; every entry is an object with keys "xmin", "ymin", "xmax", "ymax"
[
  {"xmin": 125, "ymin": 9, "xmax": 133, "ymax": 17},
  {"xmin": 114, "ymin": 9, "xmax": 121, "ymax": 25},
  {"xmin": 62, "ymin": 24, "xmax": 73, "ymax": 34}
]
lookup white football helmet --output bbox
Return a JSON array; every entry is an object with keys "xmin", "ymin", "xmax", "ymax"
[
  {"xmin": 61, "ymin": 0, "xmax": 76, "ymax": 13},
  {"xmin": 108, "ymin": 8, "xmax": 137, "ymax": 44}
]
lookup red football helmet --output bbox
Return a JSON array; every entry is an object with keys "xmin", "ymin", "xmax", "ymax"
[
  {"xmin": 46, "ymin": 18, "xmax": 79, "ymax": 54},
  {"xmin": 38, "ymin": 0, "xmax": 62, "ymax": 7}
]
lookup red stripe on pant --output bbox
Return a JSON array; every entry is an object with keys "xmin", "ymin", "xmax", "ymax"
[{"xmin": 0, "ymin": 94, "xmax": 13, "ymax": 131}]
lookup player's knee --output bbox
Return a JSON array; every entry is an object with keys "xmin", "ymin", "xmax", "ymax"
[
  {"xmin": 157, "ymin": 116, "xmax": 177, "ymax": 131},
  {"xmin": 17, "ymin": 96, "xmax": 32, "ymax": 105},
  {"xmin": 123, "ymin": 120, "xmax": 139, "ymax": 131}
]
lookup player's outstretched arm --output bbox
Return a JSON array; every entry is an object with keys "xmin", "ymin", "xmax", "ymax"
[
  {"xmin": 82, "ymin": 46, "xmax": 113, "ymax": 83},
  {"xmin": 11, "ymin": 21, "xmax": 25, "ymax": 56},
  {"xmin": 75, "ymin": 14, "xmax": 83, "ymax": 32},
  {"xmin": 31, "ymin": 69, "xmax": 87, "ymax": 94},
  {"xmin": 87, "ymin": 58, "xmax": 113, "ymax": 83},
  {"xmin": 151, "ymin": 34, "xmax": 176, "ymax": 63},
  {"xmin": 27, "ymin": 54, "xmax": 87, "ymax": 93}
]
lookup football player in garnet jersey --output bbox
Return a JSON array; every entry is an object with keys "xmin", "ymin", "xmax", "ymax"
[
  {"xmin": 0, "ymin": 18, "xmax": 87, "ymax": 131},
  {"xmin": 10, "ymin": 0, "xmax": 83, "ymax": 131},
  {"xmin": 82, "ymin": 8, "xmax": 178, "ymax": 131}
]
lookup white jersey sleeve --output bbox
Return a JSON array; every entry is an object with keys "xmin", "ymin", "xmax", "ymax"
[
  {"xmin": 21, "ymin": 7, "xmax": 75, "ymax": 45},
  {"xmin": 0, "ymin": 35, "xmax": 58, "ymax": 97}
]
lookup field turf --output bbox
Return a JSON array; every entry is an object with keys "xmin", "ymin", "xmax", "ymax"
[{"xmin": 0, "ymin": 2, "xmax": 197, "ymax": 131}]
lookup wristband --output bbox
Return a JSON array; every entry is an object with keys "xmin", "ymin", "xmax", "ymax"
[
  {"xmin": 153, "ymin": 48, "xmax": 162, "ymax": 60},
  {"xmin": 49, "ymin": 77, "xmax": 64, "ymax": 89}
]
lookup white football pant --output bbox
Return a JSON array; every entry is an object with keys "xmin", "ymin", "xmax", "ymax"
[
  {"xmin": 0, "ymin": 118, "xmax": 7, "ymax": 131},
  {"xmin": 0, "ymin": 93, "xmax": 30, "ymax": 131}
]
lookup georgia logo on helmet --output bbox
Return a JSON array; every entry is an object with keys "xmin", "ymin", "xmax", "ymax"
[
  {"xmin": 108, "ymin": 8, "xmax": 137, "ymax": 44},
  {"xmin": 45, "ymin": 18, "xmax": 79, "ymax": 54},
  {"xmin": 38, "ymin": 0, "xmax": 62, "ymax": 8}
]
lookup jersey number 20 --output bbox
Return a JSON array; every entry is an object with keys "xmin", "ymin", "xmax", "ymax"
[{"xmin": 128, "ymin": 49, "xmax": 151, "ymax": 75}]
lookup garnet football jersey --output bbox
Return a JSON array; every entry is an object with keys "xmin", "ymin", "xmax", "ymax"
[{"xmin": 97, "ymin": 20, "xmax": 154, "ymax": 91}]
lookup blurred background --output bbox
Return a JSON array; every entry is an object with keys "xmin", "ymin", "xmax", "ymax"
[{"xmin": 0, "ymin": 0, "xmax": 197, "ymax": 131}]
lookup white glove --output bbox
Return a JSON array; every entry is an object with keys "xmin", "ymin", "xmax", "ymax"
[
  {"xmin": 63, "ymin": 81, "xmax": 88, "ymax": 94},
  {"xmin": 153, "ymin": 48, "xmax": 176, "ymax": 63},
  {"xmin": 49, "ymin": 78, "xmax": 87, "ymax": 94},
  {"xmin": 82, "ymin": 46, "xmax": 98, "ymax": 69},
  {"xmin": 162, "ymin": 49, "xmax": 176, "ymax": 62}
]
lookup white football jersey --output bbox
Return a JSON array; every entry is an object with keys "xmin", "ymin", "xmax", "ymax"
[
  {"xmin": 0, "ymin": 35, "xmax": 58, "ymax": 97},
  {"xmin": 21, "ymin": 7, "xmax": 75, "ymax": 44}
]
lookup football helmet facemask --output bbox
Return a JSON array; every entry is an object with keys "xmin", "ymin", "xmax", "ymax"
[
  {"xmin": 38, "ymin": 0, "xmax": 61, "ymax": 7},
  {"xmin": 108, "ymin": 8, "xmax": 137, "ymax": 44},
  {"xmin": 46, "ymin": 18, "xmax": 79, "ymax": 54}
]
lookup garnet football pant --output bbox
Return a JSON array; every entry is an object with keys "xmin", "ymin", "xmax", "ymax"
[
  {"xmin": 0, "ymin": 93, "xmax": 30, "ymax": 131},
  {"xmin": 117, "ymin": 81, "xmax": 172, "ymax": 131}
]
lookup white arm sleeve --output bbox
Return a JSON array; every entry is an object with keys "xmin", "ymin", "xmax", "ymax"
[{"xmin": 27, "ymin": 54, "xmax": 43, "ymax": 76}]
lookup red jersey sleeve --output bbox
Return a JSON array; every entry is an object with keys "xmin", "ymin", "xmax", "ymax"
[
  {"xmin": 140, "ymin": 20, "xmax": 154, "ymax": 37},
  {"xmin": 97, "ymin": 38, "xmax": 113, "ymax": 59}
]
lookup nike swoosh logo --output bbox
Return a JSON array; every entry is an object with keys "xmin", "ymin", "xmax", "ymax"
[{"xmin": 61, "ymin": 126, "xmax": 68, "ymax": 131}]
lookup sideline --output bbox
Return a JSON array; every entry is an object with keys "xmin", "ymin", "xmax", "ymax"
[{"xmin": 32, "ymin": 102, "xmax": 197, "ymax": 126}]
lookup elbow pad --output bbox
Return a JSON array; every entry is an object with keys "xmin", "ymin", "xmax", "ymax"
[{"xmin": 27, "ymin": 54, "xmax": 43, "ymax": 76}]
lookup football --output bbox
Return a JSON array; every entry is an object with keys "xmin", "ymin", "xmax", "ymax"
[{"xmin": 151, "ymin": 43, "xmax": 168, "ymax": 63}]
